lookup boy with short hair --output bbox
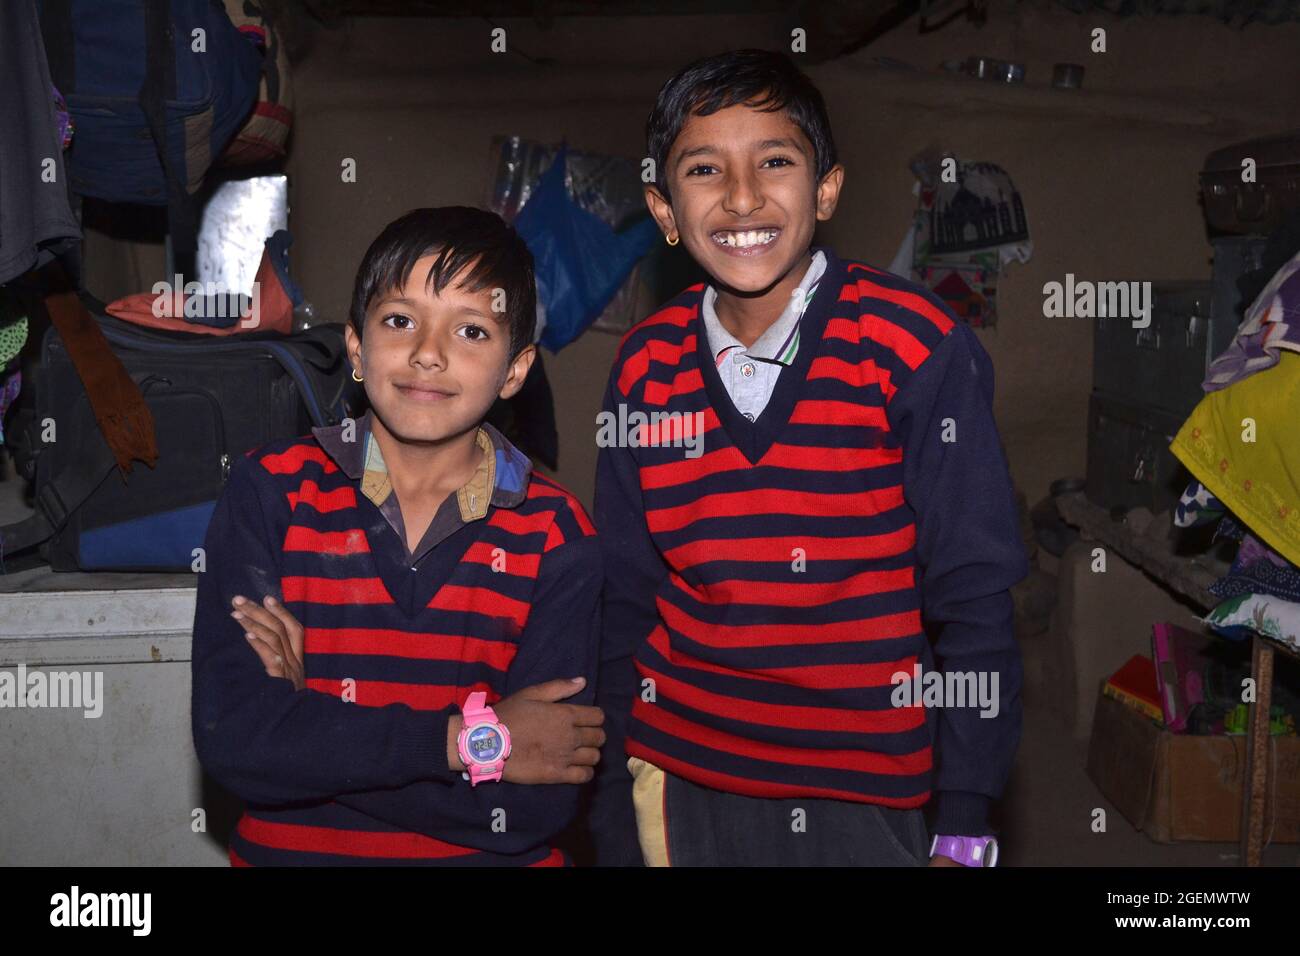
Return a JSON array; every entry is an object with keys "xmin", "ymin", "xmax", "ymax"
[
  {"xmin": 590, "ymin": 50, "xmax": 1029, "ymax": 866},
  {"xmin": 192, "ymin": 206, "xmax": 605, "ymax": 866}
]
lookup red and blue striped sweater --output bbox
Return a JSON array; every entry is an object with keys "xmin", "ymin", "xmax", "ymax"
[
  {"xmin": 191, "ymin": 421, "xmax": 600, "ymax": 866},
  {"xmin": 589, "ymin": 246, "xmax": 1029, "ymax": 864}
]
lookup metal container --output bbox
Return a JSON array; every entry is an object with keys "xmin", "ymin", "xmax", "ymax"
[
  {"xmin": 1052, "ymin": 63, "xmax": 1085, "ymax": 89},
  {"xmin": 999, "ymin": 61, "xmax": 1026, "ymax": 83},
  {"xmin": 1092, "ymin": 280, "xmax": 1215, "ymax": 418},
  {"xmin": 963, "ymin": 56, "xmax": 1002, "ymax": 81}
]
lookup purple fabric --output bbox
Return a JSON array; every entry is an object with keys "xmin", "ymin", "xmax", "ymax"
[
  {"xmin": 51, "ymin": 84, "xmax": 72, "ymax": 150},
  {"xmin": 1209, "ymin": 531, "xmax": 1300, "ymax": 603},
  {"xmin": 1238, "ymin": 533, "xmax": 1289, "ymax": 569},
  {"xmin": 1203, "ymin": 249, "xmax": 1300, "ymax": 392},
  {"xmin": 0, "ymin": 369, "xmax": 20, "ymax": 445}
]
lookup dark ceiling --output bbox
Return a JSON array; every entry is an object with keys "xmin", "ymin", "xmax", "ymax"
[{"xmin": 296, "ymin": 0, "xmax": 1299, "ymax": 23}]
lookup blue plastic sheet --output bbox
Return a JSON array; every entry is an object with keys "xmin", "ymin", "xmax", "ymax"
[{"xmin": 514, "ymin": 145, "xmax": 657, "ymax": 353}]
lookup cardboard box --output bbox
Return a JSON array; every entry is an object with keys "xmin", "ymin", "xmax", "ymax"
[{"xmin": 1086, "ymin": 691, "xmax": 1300, "ymax": 843}]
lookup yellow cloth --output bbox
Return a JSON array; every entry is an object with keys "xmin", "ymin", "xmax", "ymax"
[
  {"xmin": 627, "ymin": 756, "xmax": 671, "ymax": 867},
  {"xmin": 1169, "ymin": 351, "xmax": 1300, "ymax": 568}
]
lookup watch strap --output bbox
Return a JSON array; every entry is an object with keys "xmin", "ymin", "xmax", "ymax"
[{"xmin": 930, "ymin": 834, "xmax": 998, "ymax": 867}]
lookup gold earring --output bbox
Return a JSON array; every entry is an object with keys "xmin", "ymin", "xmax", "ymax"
[
  {"xmin": 666, "ymin": 233, "xmax": 679, "ymax": 246},
  {"xmin": 351, "ymin": 368, "xmax": 364, "ymax": 383}
]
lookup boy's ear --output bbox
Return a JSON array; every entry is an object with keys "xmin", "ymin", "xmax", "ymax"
[
  {"xmin": 345, "ymin": 322, "xmax": 363, "ymax": 379},
  {"xmin": 644, "ymin": 185, "xmax": 679, "ymax": 243},
  {"xmin": 498, "ymin": 343, "xmax": 536, "ymax": 401},
  {"xmin": 815, "ymin": 164, "xmax": 846, "ymax": 222}
]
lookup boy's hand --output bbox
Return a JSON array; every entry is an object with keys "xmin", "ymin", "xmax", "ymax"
[
  {"xmin": 928, "ymin": 855, "xmax": 965, "ymax": 867},
  {"xmin": 232, "ymin": 595, "xmax": 305, "ymax": 691},
  {"xmin": 476, "ymin": 678, "xmax": 605, "ymax": 785}
]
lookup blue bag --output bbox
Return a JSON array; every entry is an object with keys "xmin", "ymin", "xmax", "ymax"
[
  {"xmin": 514, "ymin": 145, "xmax": 658, "ymax": 352},
  {"xmin": 38, "ymin": 0, "xmax": 263, "ymax": 271}
]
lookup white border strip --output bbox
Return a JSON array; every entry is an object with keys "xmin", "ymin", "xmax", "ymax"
[{"xmin": 0, "ymin": 589, "xmax": 196, "ymax": 665}]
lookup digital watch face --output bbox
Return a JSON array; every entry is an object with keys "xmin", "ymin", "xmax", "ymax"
[{"xmin": 466, "ymin": 723, "xmax": 504, "ymax": 764}]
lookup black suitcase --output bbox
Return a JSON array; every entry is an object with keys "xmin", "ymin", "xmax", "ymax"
[
  {"xmin": 1092, "ymin": 281, "xmax": 1214, "ymax": 419},
  {"xmin": 1, "ymin": 299, "xmax": 358, "ymax": 571},
  {"xmin": 1201, "ymin": 131, "xmax": 1300, "ymax": 237},
  {"xmin": 1209, "ymin": 235, "xmax": 1270, "ymax": 365},
  {"xmin": 1085, "ymin": 391, "xmax": 1189, "ymax": 517}
]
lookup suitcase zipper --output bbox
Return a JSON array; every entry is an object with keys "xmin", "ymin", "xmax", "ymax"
[{"xmin": 97, "ymin": 323, "xmax": 340, "ymax": 427}]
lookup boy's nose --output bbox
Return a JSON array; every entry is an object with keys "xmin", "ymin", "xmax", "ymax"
[
  {"xmin": 411, "ymin": 329, "xmax": 448, "ymax": 369},
  {"xmin": 722, "ymin": 170, "xmax": 763, "ymax": 217}
]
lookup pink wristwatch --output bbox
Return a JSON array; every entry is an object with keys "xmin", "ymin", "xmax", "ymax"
[
  {"xmin": 930, "ymin": 834, "xmax": 999, "ymax": 867},
  {"xmin": 456, "ymin": 692, "xmax": 512, "ymax": 786}
]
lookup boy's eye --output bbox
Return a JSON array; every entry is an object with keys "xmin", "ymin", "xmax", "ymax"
[
  {"xmin": 458, "ymin": 324, "xmax": 490, "ymax": 342},
  {"xmin": 685, "ymin": 164, "xmax": 718, "ymax": 177},
  {"xmin": 762, "ymin": 155, "xmax": 795, "ymax": 169},
  {"xmin": 382, "ymin": 313, "xmax": 414, "ymax": 330}
]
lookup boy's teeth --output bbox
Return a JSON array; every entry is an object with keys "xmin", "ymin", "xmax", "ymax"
[{"xmin": 716, "ymin": 229, "xmax": 777, "ymax": 248}]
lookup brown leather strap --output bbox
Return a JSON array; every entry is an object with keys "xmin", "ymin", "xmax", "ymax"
[{"xmin": 43, "ymin": 289, "xmax": 158, "ymax": 475}]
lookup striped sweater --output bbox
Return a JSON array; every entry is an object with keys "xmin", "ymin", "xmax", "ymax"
[
  {"xmin": 191, "ymin": 426, "xmax": 600, "ymax": 866},
  {"xmin": 589, "ymin": 245, "xmax": 1029, "ymax": 864}
]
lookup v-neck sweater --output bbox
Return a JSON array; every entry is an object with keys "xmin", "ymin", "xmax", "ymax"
[
  {"xmin": 191, "ymin": 429, "xmax": 600, "ymax": 866},
  {"xmin": 589, "ymin": 246, "xmax": 1029, "ymax": 862}
]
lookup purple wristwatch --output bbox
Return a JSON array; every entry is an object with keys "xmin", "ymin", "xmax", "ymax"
[{"xmin": 930, "ymin": 834, "xmax": 999, "ymax": 867}]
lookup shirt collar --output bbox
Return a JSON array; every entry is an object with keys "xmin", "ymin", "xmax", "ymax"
[
  {"xmin": 311, "ymin": 409, "xmax": 530, "ymax": 520},
  {"xmin": 700, "ymin": 248, "xmax": 828, "ymax": 365}
]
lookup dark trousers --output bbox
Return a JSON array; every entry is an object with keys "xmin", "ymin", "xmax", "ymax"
[{"xmin": 661, "ymin": 770, "xmax": 931, "ymax": 867}]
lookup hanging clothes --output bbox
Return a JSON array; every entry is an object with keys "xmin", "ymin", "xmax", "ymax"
[
  {"xmin": 906, "ymin": 159, "xmax": 1033, "ymax": 328},
  {"xmin": 0, "ymin": 0, "xmax": 81, "ymax": 285},
  {"xmin": 1203, "ymin": 248, "xmax": 1300, "ymax": 392}
]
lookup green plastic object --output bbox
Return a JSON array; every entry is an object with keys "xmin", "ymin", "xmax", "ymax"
[{"xmin": 1224, "ymin": 703, "xmax": 1295, "ymax": 736}]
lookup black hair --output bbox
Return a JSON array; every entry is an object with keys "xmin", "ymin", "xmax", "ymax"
[
  {"xmin": 645, "ymin": 48, "xmax": 838, "ymax": 205},
  {"xmin": 348, "ymin": 206, "xmax": 536, "ymax": 358}
]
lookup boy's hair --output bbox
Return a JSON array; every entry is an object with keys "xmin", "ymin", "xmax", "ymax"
[
  {"xmin": 645, "ymin": 48, "xmax": 838, "ymax": 206},
  {"xmin": 349, "ymin": 206, "xmax": 537, "ymax": 358}
]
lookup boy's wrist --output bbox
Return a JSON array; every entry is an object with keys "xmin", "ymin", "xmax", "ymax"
[
  {"xmin": 446, "ymin": 714, "xmax": 466, "ymax": 773},
  {"xmin": 932, "ymin": 790, "xmax": 993, "ymax": 836}
]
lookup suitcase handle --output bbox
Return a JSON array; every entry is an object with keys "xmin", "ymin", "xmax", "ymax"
[
  {"xmin": 1135, "ymin": 326, "xmax": 1161, "ymax": 350},
  {"xmin": 1234, "ymin": 184, "xmax": 1273, "ymax": 225}
]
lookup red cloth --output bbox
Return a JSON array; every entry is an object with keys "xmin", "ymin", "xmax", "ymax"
[{"xmin": 106, "ymin": 243, "xmax": 294, "ymax": 336}]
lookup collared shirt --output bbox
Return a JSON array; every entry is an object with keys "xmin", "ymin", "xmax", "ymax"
[
  {"xmin": 699, "ymin": 249, "xmax": 828, "ymax": 422},
  {"xmin": 311, "ymin": 410, "xmax": 531, "ymax": 566}
]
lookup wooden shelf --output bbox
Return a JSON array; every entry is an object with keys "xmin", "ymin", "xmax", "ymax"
[{"xmin": 1053, "ymin": 490, "xmax": 1225, "ymax": 611}]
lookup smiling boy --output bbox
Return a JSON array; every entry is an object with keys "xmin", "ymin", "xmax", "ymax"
[
  {"xmin": 589, "ymin": 50, "xmax": 1029, "ymax": 866},
  {"xmin": 191, "ymin": 206, "xmax": 605, "ymax": 866}
]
